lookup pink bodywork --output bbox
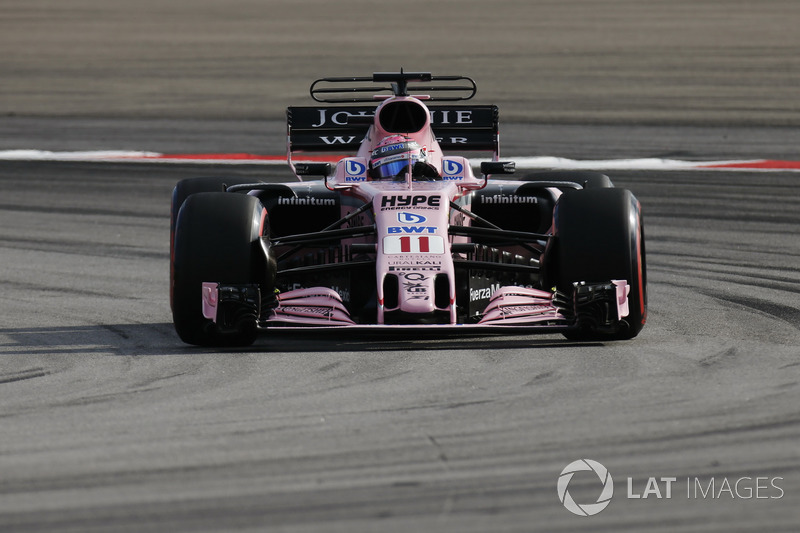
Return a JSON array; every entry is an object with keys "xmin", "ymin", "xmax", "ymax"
[{"xmin": 202, "ymin": 96, "xmax": 630, "ymax": 329}]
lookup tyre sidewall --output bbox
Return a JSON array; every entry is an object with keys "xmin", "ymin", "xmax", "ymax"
[
  {"xmin": 172, "ymin": 192, "xmax": 266, "ymax": 346},
  {"xmin": 170, "ymin": 177, "xmax": 261, "ymax": 310}
]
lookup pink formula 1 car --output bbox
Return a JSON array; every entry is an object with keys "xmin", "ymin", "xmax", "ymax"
[{"xmin": 170, "ymin": 72, "xmax": 646, "ymax": 346}]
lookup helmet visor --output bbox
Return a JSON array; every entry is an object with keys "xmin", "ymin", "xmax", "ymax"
[{"xmin": 372, "ymin": 154, "xmax": 419, "ymax": 180}]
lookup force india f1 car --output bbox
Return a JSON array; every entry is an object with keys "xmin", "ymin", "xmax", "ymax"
[{"xmin": 170, "ymin": 72, "xmax": 647, "ymax": 346}]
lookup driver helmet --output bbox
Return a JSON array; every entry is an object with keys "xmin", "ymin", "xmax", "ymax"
[{"xmin": 369, "ymin": 135, "xmax": 437, "ymax": 180}]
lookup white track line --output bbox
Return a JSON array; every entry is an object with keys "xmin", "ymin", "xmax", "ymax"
[{"xmin": 1, "ymin": 150, "xmax": 798, "ymax": 171}]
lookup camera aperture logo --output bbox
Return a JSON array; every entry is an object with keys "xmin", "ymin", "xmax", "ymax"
[{"xmin": 557, "ymin": 459, "xmax": 614, "ymax": 517}]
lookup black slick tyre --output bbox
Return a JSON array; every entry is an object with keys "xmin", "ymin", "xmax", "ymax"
[
  {"xmin": 552, "ymin": 188, "xmax": 647, "ymax": 340},
  {"xmin": 172, "ymin": 192, "xmax": 267, "ymax": 346},
  {"xmin": 170, "ymin": 177, "xmax": 262, "ymax": 310}
]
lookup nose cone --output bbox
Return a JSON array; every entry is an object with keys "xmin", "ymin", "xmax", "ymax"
[{"xmin": 397, "ymin": 273, "xmax": 436, "ymax": 314}]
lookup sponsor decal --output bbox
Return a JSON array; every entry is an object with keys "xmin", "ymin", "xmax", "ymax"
[
  {"xmin": 383, "ymin": 235, "xmax": 445, "ymax": 254},
  {"xmin": 343, "ymin": 158, "xmax": 367, "ymax": 182},
  {"xmin": 278, "ymin": 306, "xmax": 334, "ymax": 317},
  {"xmin": 387, "ymin": 255, "xmax": 443, "ymax": 267},
  {"xmin": 286, "ymin": 283, "xmax": 350, "ymax": 303},
  {"xmin": 470, "ymin": 283, "xmax": 500, "ymax": 302},
  {"xmin": 345, "ymin": 159, "xmax": 366, "ymax": 175},
  {"xmin": 373, "ymin": 153, "xmax": 412, "ymax": 166},
  {"xmin": 442, "ymin": 159, "xmax": 464, "ymax": 177},
  {"xmin": 308, "ymin": 108, "xmax": 473, "ymax": 129},
  {"xmin": 381, "ymin": 195, "xmax": 441, "ymax": 210},
  {"xmin": 428, "ymin": 109, "xmax": 473, "ymax": 124},
  {"xmin": 401, "ymin": 272, "xmax": 430, "ymax": 300},
  {"xmin": 479, "ymin": 194, "xmax": 538, "ymax": 205},
  {"xmin": 330, "ymin": 285, "xmax": 351, "ymax": 303},
  {"xmin": 311, "ymin": 109, "xmax": 372, "ymax": 128},
  {"xmin": 278, "ymin": 196, "xmax": 336, "ymax": 206},
  {"xmin": 288, "ymin": 283, "xmax": 350, "ymax": 302},
  {"xmin": 344, "ymin": 212, "xmax": 366, "ymax": 228},
  {"xmin": 319, "ymin": 135, "xmax": 358, "ymax": 145},
  {"xmin": 398, "ymin": 212, "xmax": 426, "ymax": 224},
  {"xmin": 388, "ymin": 266, "xmax": 442, "ymax": 271},
  {"xmin": 499, "ymin": 304, "xmax": 553, "ymax": 316},
  {"xmin": 434, "ymin": 136, "xmax": 468, "ymax": 145},
  {"xmin": 374, "ymin": 141, "xmax": 418, "ymax": 155},
  {"xmin": 388, "ymin": 226, "xmax": 437, "ymax": 234}
]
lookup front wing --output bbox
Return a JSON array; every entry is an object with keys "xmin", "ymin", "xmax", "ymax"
[{"xmin": 200, "ymin": 280, "xmax": 631, "ymax": 334}]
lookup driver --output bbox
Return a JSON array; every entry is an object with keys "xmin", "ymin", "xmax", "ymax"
[{"xmin": 369, "ymin": 135, "xmax": 440, "ymax": 180}]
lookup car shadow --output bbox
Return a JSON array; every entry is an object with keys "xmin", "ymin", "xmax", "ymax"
[{"xmin": 0, "ymin": 323, "xmax": 602, "ymax": 357}]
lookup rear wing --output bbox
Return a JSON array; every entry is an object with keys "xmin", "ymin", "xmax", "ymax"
[
  {"xmin": 285, "ymin": 72, "xmax": 501, "ymax": 179},
  {"xmin": 287, "ymin": 104, "xmax": 500, "ymax": 155}
]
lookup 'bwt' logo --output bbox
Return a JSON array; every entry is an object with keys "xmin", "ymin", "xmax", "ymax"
[
  {"xmin": 398, "ymin": 212, "xmax": 426, "ymax": 224},
  {"xmin": 345, "ymin": 160, "xmax": 366, "ymax": 176},
  {"xmin": 557, "ymin": 459, "xmax": 614, "ymax": 517},
  {"xmin": 442, "ymin": 159, "xmax": 464, "ymax": 176}
]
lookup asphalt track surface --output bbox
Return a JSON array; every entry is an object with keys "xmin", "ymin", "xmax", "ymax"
[{"xmin": 2, "ymin": 1, "xmax": 800, "ymax": 532}]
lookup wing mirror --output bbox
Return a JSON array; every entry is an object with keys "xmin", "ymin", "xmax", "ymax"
[
  {"xmin": 480, "ymin": 161, "xmax": 516, "ymax": 176},
  {"xmin": 295, "ymin": 163, "xmax": 331, "ymax": 177},
  {"xmin": 463, "ymin": 161, "xmax": 515, "ymax": 190}
]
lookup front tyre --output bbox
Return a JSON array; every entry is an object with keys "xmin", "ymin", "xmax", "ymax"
[
  {"xmin": 170, "ymin": 177, "xmax": 262, "ymax": 311},
  {"xmin": 552, "ymin": 188, "xmax": 647, "ymax": 340},
  {"xmin": 172, "ymin": 192, "xmax": 268, "ymax": 346}
]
